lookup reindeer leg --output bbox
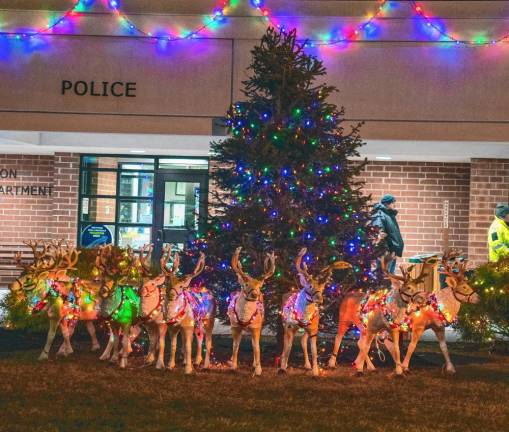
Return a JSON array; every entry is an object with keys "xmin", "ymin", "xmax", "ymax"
[
  {"xmin": 39, "ymin": 317, "xmax": 59, "ymax": 361},
  {"xmin": 156, "ymin": 323, "xmax": 167, "ymax": 370},
  {"xmin": 252, "ymin": 327, "xmax": 262, "ymax": 376},
  {"xmin": 402, "ymin": 326, "xmax": 425, "ymax": 373},
  {"xmin": 183, "ymin": 326, "xmax": 194, "ymax": 375},
  {"xmin": 145, "ymin": 323, "xmax": 157, "ymax": 365},
  {"xmin": 194, "ymin": 326, "xmax": 204, "ymax": 367},
  {"xmin": 355, "ymin": 332, "xmax": 374, "ymax": 374},
  {"xmin": 301, "ymin": 331, "xmax": 312, "ymax": 370},
  {"xmin": 328, "ymin": 320, "xmax": 350, "ymax": 368},
  {"xmin": 119, "ymin": 324, "xmax": 130, "ymax": 369},
  {"xmin": 310, "ymin": 330, "xmax": 320, "ymax": 377},
  {"xmin": 85, "ymin": 321, "xmax": 100, "ymax": 351},
  {"xmin": 111, "ymin": 326, "xmax": 120, "ymax": 363},
  {"xmin": 231, "ymin": 326, "xmax": 242, "ymax": 371},
  {"xmin": 434, "ymin": 326, "xmax": 455, "ymax": 374},
  {"xmin": 126, "ymin": 325, "xmax": 140, "ymax": 355},
  {"xmin": 167, "ymin": 327, "xmax": 178, "ymax": 370},
  {"xmin": 100, "ymin": 327, "xmax": 115, "ymax": 361},
  {"xmin": 203, "ymin": 320, "xmax": 213, "ymax": 370},
  {"xmin": 279, "ymin": 326, "xmax": 293, "ymax": 373},
  {"xmin": 60, "ymin": 320, "xmax": 74, "ymax": 356},
  {"xmin": 390, "ymin": 329, "xmax": 403, "ymax": 376}
]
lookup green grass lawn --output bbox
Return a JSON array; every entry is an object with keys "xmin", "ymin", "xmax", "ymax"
[{"xmin": 0, "ymin": 330, "xmax": 508, "ymax": 432}]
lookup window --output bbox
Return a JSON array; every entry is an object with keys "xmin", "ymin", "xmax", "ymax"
[{"xmin": 78, "ymin": 155, "xmax": 209, "ymax": 249}]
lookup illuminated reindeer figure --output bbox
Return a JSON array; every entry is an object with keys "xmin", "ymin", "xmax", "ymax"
[
  {"xmin": 327, "ymin": 256, "xmax": 437, "ymax": 370},
  {"xmin": 160, "ymin": 245, "xmax": 214, "ymax": 374},
  {"xmin": 399, "ymin": 251, "xmax": 480, "ymax": 374},
  {"xmin": 11, "ymin": 240, "xmax": 99, "ymax": 360},
  {"xmin": 228, "ymin": 247, "xmax": 275, "ymax": 376},
  {"xmin": 96, "ymin": 245, "xmax": 141, "ymax": 368},
  {"xmin": 279, "ymin": 247, "xmax": 352, "ymax": 376},
  {"xmin": 352, "ymin": 257, "xmax": 428, "ymax": 376},
  {"xmin": 136, "ymin": 244, "xmax": 168, "ymax": 369}
]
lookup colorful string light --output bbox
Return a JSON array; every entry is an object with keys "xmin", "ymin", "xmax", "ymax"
[
  {"xmin": 249, "ymin": 0, "xmax": 509, "ymax": 47},
  {"xmin": 2, "ymin": 0, "xmax": 509, "ymax": 49},
  {"xmin": 0, "ymin": 0, "xmax": 89, "ymax": 40},
  {"xmin": 107, "ymin": 0, "xmax": 233, "ymax": 42}
]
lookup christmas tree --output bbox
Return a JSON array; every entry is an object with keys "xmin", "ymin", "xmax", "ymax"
[{"xmin": 192, "ymin": 28, "xmax": 379, "ymax": 333}]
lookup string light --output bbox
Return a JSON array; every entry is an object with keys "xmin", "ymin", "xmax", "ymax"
[
  {"xmin": 249, "ymin": 0, "xmax": 509, "ymax": 47},
  {"xmin": 2, "ymin": 0, "xmax": 509, "ymax": 48}
]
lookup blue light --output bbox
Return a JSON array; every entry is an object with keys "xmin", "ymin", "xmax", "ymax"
[
  {"xmin": 250, "ymin": 0, "xmax": 265, "ymax": 8},
  {"xmin": 109, "ymin": 0, "xmax": 119, "ymax": 9}
]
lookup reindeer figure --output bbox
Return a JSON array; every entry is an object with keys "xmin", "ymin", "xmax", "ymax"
[
  {"xmin": 279, "ymin": 247, "xmax": 352, "ymax": 376},
  {"xmin": 11, "ymin": 240, "xmax": 98, "ymax": 361},
  {"xmin": 160, "ymin": 245, "xmax": 214, "ymax": 374},
  {"xmin": 352, "ymin": 258, "xmax": 428, "ymax": 376},
  {"xmin": 228, "ymin": 247, "xmax": 275, "ymax": 376},
  {"xmin": 136, "ymin": 244, "xmax": 168, "ymax": 369},
  {"xmin": 328, "ymin": 256, "xmax": 437, "ymax": 370},
  {"xmin": 96, "ymin": 245, "xmax": 141, "ymax": 368},
  {"xmin": 398, "ymin": 251, "xmax": 480, "ymax": 374}
]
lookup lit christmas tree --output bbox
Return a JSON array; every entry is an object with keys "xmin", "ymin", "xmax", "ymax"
[{"xmin": 192, "ymin": 28, "xmax": 379, "ymax": 335}]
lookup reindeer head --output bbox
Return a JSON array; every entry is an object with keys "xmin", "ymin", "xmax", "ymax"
[
  {"xmin": 160, "ymin": 245, "xmax": 205, "ymax": 301},
  {"xmin": 95, "ymin": 245, "xmax": 137, "ymax": 299},
  {"xmin": 295, "ymin": 247, "xmax": 351, "ymax": 305},
  {"xmin": 440, "ymin": 251, "xmax": 479, "ymax": 304},
  {"xmin": 381, "ymin": 254, "xmax": 429, "ymax": 306},
  {"xmin": 231, "ymin": 247, "xmax": 276, "ymax": 302},
  {"xmin": 13, "ymin": 240, "xmax": 79, "ymax": 293}
]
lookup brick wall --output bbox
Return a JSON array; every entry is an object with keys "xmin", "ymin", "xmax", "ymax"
[
  {"xmin": 51, "ymin": 153, "xmax": 80, "ymax": 242},
  {"xmin": 358, "ymin": 161, "xmax": 471, "ymax": 262},
  {"xmin": 468, "ymin": 159, "xmax": 509, "ymax": 266},
  {"xmin": 0, "ymin": 153, "xmax": 79, "ymax": 287}
]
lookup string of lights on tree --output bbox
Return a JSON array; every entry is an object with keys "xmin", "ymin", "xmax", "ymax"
[{"xmin": 2, "ymin": 0, "xmax": 509, "ymax": 48}]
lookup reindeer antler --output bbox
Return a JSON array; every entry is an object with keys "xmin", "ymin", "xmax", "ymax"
[
  {"xmin": 262, "ymin": 252, "xmax": 276, "ymax": 280},
  {"xmin": 191, "ymin": 252, "xmax": 206, "ymax": 278},
  {"xmin": 14, "ymin": 251, "xmax": 32, "ymax": 272},
  {"xmin": 139, "ymin": 244, "xmax": 153, "ymax": 276},
  {"xmin": 380, "ymin": 254, "xmax": 408, "ymax": 283},
  {"xmin": 320, "ymin": 260, "xmax": 352, "ymax": 277},
  {"xmin": 295, "ymin": 247, "xmax": 311, "ymax": 283},
  {"xmin": 160, "ymin": 244, "xmax": 174, "ymax": 276},
  {"xmin": 231, "ymin": 247, "xmax": 250, "ymax": 280}
]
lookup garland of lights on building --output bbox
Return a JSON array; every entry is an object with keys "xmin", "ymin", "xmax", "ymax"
[{"xmin": 1, "ymin": 0, "xmax": 509, "ymax": 47}]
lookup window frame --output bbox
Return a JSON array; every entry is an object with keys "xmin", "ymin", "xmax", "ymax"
[{"xmin": 78, "ymin": 154, "xmax": 209, "ymax": 249}]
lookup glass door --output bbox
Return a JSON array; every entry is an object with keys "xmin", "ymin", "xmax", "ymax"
[{"xmin": 153, "ymin": 171, "xmax": 208, "ymax": 260}]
